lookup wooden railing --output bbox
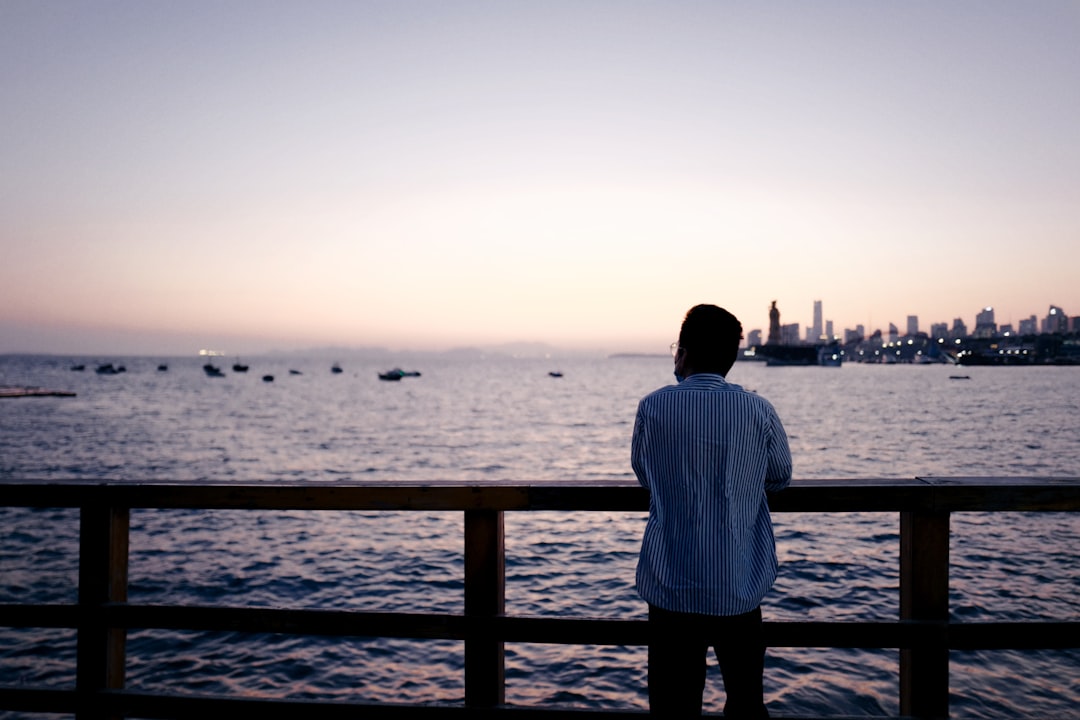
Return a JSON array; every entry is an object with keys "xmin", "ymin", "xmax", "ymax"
[{"xmin": 1, "ymin": 477, "xmax": 1078, "ymax": 719}]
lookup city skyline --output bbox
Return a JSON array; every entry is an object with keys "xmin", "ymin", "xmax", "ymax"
[
  {"xmin": 3, "ymin": 2, "xmax": 1078, "ymax": 356},
  {"xmin": 760, "ymin": 300, "xmax": 1075, "ymax": 346}
]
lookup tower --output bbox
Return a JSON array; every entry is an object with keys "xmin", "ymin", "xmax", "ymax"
[
  {"xmin": 767, "ymin": 301, "xmax": 781, "ymax": 345},
  {"xmin": 907, "ymin": 315, "xmax": 919, "ymax": 337}
]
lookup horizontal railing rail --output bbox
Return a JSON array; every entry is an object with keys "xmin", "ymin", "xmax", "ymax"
[{"xmin": 1, "ymin": 477, "xmax": 1078, "ymax": 720}]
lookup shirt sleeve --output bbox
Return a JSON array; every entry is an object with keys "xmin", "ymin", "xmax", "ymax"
[
  {"xmin": 630, "ymin": 401, "xmax": 649, "ymax": 489},
  {"xmin": 764, "ymin": 406, "xmax": 793, "ymax": 492}
]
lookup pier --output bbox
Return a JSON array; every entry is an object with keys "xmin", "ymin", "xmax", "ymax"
[
  {"xmin": 1, "ymin": 477, "xmax": 1078, "ymax": 719},
  {"xmin": 0, "ymin": 386, "xmax": 76, "ymax": 398}
]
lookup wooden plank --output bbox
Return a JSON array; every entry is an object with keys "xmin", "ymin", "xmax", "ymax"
[
  {"xmin": 100, "ymin": 689, "xmax": 658, "ymax": 718},
  {"xmin": 464, "ymin": 509, "xmax": 505, "ymax": 707},
  {"xmin": 899, "ymin": 510, "xmax": 950, "ymax": 719},
  {"xmin": 0, "ymin": 685, "xmax": 927, "ymax": 719},
  {"xmin": 109, "ymin": 605, "xmax": 469, "ymax": 640},
  {"xmin": 76, "ymin": 505, "xmax": 129, "ymax": 719},
  {"xmin": 2, "ymin": 477, "xmax": 1078, "ymax": 512},
  {"xmin": 918, "ymin": 477, "xmax": 1080, "ymax": 512},
  {"xmin": 0, "ymin": 687, "xmax": 78, "ymax": 715},
  {"xmin": 1, "ymin": 603, "xmax": 80, "ymax": 628},
  {"xmin": 947, "ymin": 622, "xmax": 1080, "ymax": 650}
]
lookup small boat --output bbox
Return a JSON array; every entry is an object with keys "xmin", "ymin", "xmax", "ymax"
[
  {"xmin": 549, "ymin": 371, "xmax": 563, "ymax": 378},
  {"xmin": 331, "ymin": 364, "xmax": 343, "ymax": 374},
  {"xmin": 70, "ymin": 364, "xmax": 85, "ymax": 371},
  {"xmin": 262, "ymin": 375, "xmax": 274, "ymax": 382},
  {"xmin": 949, "ymin": 375, "xmax": 971, "ymax": 380},
  {"xmin": 232, "ymin": 362, "xmax": 249, "ymax": 372},
  {"xmin": 157, "ymin": 364, "xmax": 168, "ymax": 372},
  {"xmin": 289, "ymin": 369, "xmax": 302, "ymax": 375},
  {"xmin": 95, "ymin": 363, "xmax": 125, "ymax": 375},
  {"xmin": 203, "ymin": 363, "xmax": 225, "ymax": 377},
  {"xmin": 378, "ymin": 368, "xmax": 420, "ymax": 380}
]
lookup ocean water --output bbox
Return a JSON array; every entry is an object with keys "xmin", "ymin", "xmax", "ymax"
[{"xmin": 1, "ymin": 353, "xmax": 1077, "ymax": 717}]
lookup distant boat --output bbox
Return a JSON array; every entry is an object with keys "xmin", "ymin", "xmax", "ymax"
[
  {"xmin": 549, "ymin": 371, "xmax": 563, "ymax": 378},
  {"xmin": 949, "ymin": 375, "xmax": 971, "ymax": 380},
  {"xmin": 331, "ymin": 364, "xmax": 343, "ymax": 374},
  {"xmin": 157, "ymin": 364, "xmax": 168, "ymax": 372},
  {"xmin": 203, "ymin": 363, "xmax": 225, "ymax": 377},
  {"xmin": 289, "ymin": 369, "xmax": 302, "ymax": 375},
  {"xmin": 70, "ymin": 364, "xmax": 85, "ymax": 371},
  {"xmin": 262, "ymin": 375, "xmax": 274, "ymax": 382},
  {"xmin": 232, "ymin": 361, "xmax": 249, "ymax": 372},
  {"xmin": 378, "ymin": 368, "xmax": 420, "ymax": 381},
  {"xmin": 95, "ymin": 363, "xmax": 125, "ymax": 375}
]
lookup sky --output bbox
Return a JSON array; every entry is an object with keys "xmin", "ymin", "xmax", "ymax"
[{"xmin": 2, "ymin": 1, "xmax": 1078, "ymax": 355}]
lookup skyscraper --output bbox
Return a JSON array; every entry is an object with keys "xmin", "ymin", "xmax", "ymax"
[
  {"xmin": 812, "ymin": 300, "xmax": 823, "ymax": 342},
  {"xmin": 1043, "ymin": 306, "xmax": 1067, "ymax": 333},
  {"xmin": 974, "ymin": 307, "xmax": 996, "ymax": 338},
  {"xmin": 907, "ymin": 315, "xmax": 919, "ymax": 337},
  {"xmin": 951, "ymin": 318, "xmax": 968, "ymax": 339}
]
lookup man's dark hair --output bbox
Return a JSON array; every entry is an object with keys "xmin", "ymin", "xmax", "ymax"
[{"xmin": 678, "ymin": 304, "xmax": 743, "ymax": 375}]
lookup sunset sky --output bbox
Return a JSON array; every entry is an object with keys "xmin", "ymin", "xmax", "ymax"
[{"xmin": 3, "ymin": 1, "xmax": 1078, "ymax": 355}]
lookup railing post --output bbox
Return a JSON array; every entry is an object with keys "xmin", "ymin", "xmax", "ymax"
[
  {"xmin": 899, "ymin": 508, "xmax": 950, "ymax": 719},
  {"xmin": 76, "ymin": 504, "xmax": 129, "ymax": 719},
  {"xmin": 464, "ymin": 509, "xmax": 505, "ymax": 707}
]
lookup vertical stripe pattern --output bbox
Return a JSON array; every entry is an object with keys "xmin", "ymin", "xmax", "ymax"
[{"xmin": 633, "ymin": 373, "xmax": 792, "ymax": 616}]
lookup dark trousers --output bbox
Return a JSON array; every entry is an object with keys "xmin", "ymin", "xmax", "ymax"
[{"xmin": 647, "ymin": 604, "xmax": 768, "ymax": 718}]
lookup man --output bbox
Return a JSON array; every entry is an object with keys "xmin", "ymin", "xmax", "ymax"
[{"xmin": 632, "ymin": 304, "xmax": 792, "ymax": 717}]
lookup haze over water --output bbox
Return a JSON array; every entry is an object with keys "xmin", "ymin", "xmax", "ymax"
[{"xmin": 1, "ymin": 353, "xmax": 1076, "ymax": 717}]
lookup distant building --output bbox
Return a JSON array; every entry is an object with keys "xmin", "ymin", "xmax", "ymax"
[
  {"xmin": 1018, "ymin": 315, "xmax": 1038, "ymax": 335},
  {"xmin": 906, "ymin": 315, "xmax": 919, "ymax": 337},
  {"xmin": 812, "ymin": 300, "xmax": 823, "ymax": 342},
  {"xmin": 930, "ymin": 322, "xmax": 949, "ymax": 339},
  {"xmin": 781, "ymin": 323, "xmax": 801, "ymax": 345},
  {"xmin": 951, "ymin": 318, "xmax": 968, "ymax": 339},
  {"xmin": 844, "ymin": 324, "xmax": 866, "ymax": 344},
  {"xmin": 888, "ymin": 323, "xmax": 899, "ymax": 343},
  {"xmin": 974, "ymin": 306, "xmax": 996, "ymax": 338},
  {"xmin": 746, "ymin": 329, "xmax": 762, "ymax": 348},
  {"xmin": 1043, "ymin": 305, "xmax": 1068, "ymax": 334},
  {"xmin": 825, "ymin": 320, "xmax": 834, "ymax": 340}
]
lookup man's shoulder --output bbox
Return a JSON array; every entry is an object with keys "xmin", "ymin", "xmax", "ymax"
[
  {"xmin": 640, "ymin": 375, "xmax": 764, "ymax": 402},
  {"xmin": 640, "ymin": 376, "xmax": 780, "ymax": 413}
]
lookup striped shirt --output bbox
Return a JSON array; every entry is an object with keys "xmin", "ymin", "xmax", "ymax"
[{"xmin": 633, "ymin": 373, "xmax": 792, "ymax": 616}]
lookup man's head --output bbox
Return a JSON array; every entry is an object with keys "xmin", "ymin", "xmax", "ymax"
[{"xmin": 676, "ymin": 304, "xmax": 743, "ymax": 377}]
